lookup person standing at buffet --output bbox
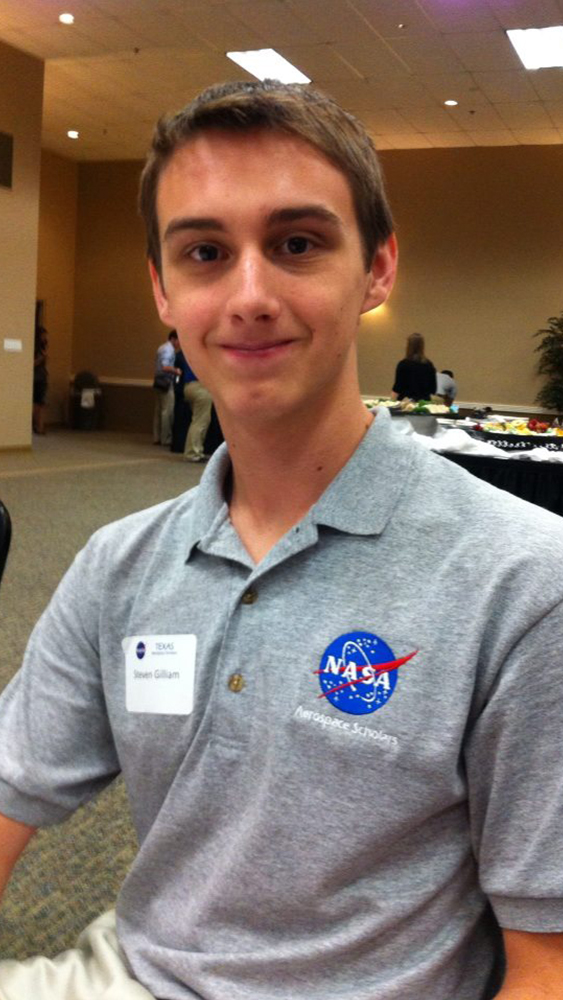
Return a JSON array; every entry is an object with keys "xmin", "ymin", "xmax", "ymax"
[
  {"xmin": 391, "ymin": 330, "xmax": 437, "ymax": 401},
  {"xmin": 0, "ymin": 79, "xmax": 562, "ymax": 1000},
  {"xmin": 435, "ymin": 367, "xmax": 458, "ymax": 405}
]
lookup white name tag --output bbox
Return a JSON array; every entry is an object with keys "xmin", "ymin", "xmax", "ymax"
[{"xmin": 122, "ymin": 634, "xmax": 196, "ymax": 715}]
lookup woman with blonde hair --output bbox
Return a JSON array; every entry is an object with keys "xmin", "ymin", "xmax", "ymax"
[{"xmin": 391, "ymin": 332, "xmax": 437, "ymax": 401}]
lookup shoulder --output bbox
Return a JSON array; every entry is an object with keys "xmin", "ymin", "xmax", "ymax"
[
  {"xmin": 82, "ymin": 489, "xmax": 199, "ymax": 571},
  {"xmin": 414, "ymin": 445, "xmax": 563, "ymax": 572}
]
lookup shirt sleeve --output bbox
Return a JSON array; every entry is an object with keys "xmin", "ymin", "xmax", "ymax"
[
  {"xmin": 465, "ymin": 599, "xmax": 563, "ymax": 932},
  {"xmin": 0, "ymin": 539, "xmax": 120, "ymax": 827}
]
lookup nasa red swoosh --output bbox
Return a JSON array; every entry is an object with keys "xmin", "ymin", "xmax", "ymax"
[{"xmin": 315, "ymin": 649, "xmax": 418, "ymax": 699}]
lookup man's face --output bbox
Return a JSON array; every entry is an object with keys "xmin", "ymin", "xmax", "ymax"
[{"xmin": 150, "ymin": 129, "xmax": 396, "ymax": 428}]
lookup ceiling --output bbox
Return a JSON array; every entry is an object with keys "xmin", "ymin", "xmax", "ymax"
[{"xmin": 1, "ymin": 0, "xmax": 563, "ymax": 160}]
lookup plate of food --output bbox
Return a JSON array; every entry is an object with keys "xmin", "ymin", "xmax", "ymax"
[
  {"xmin": 473, "ymin": 418, "xmax": 563, "ymax": 451},
  {"xmin": 363, "ymin": 398, "xmax": 400, "ymax": 410}
]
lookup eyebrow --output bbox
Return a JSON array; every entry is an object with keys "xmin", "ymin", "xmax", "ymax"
[
  {"xmin": 163, "ymin": 217, "xmax": 225, "ymax": 242},
  {"xmin": 162, "ymin": 205, "xmax": 343, "ymax": 243},
  {"xmin": 266, "ymin": 206, "xmax": 344, "ymax": 229}
]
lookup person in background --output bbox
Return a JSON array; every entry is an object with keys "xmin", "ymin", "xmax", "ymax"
[
  {"xmin": 181, "ymin": 358, "xmax": 212, "ymax": 463},
  {"xmin": 391, "ymin": 331, "xmax": 436, "ymax": 401},
  {"xmin": 32, "ymin": 326, "xmax": 48, "ymax": 435},
  {"xmin": 153, "ymin": 329, "xmax": 180, "ymax": 445},
  {"xmin": 435, "ymin": 368, "xmax": 457, "ymax": 405}
]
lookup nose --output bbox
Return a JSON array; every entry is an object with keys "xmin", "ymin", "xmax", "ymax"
[{"xmin": 226, "ymin": 250, "xmax": 281, "ymax": 325}]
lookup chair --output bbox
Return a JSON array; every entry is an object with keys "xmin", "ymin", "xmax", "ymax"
[{"xmin": 0, "ymin": 499, "xmax": 12, "ymax": 589}]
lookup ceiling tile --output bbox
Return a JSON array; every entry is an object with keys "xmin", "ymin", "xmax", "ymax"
[
  {"xmin": 385, "ymin": 34, "xmax": 465, "ymax": 74},
  {"xmin": 544, "ymin": 99, "xmax": 563, "ymax": 125},
  {"xmin": 280, "ymin": 43, "xmax": 359, "ymax": 82},
  {"xmin": 111, "ymin": 10, "xmax": 200, "ymax": 49},
  {"xmin": 447, "ymin": 30, "xmax": 523, "ymax": 71},
  {"xmin": 511, "ymin": 128, "xmax": 563, "ymax": 143},
  {"xmin": 487, "ymin": 0, "xmax": 563, "ymax": 29},
  {"xmin": 358, "ymin": 108, "xmax": 418, "ymax": 131},
  {"xmin": 446, "ymin": 103, "xmax": 506, "ymax": 130},
  {"xmin": 351, "ymin": 0, "xmax": 437, "ymax": 38},
  {"xmin": 286, "ymin": 0, "xmax": 368, "ymax": 43},
  {"xmin": 421, "ymin": 72, "xmax": 490, "ymax": 105},
  {"xmin": 416, "ymin": 0, "xmax": 502, "ymax": 32},
  {"xmin": 0, "ymin": 0, "xmax": 98, "ymax": 19},
  {"xmin": 363, "ymin": 75, "xmax": 438, "ymax": 107},
  {"xmin": 167, "ymin": 3, "xmax": 264, "ymax": 50},
  {"xmin": 398, "ymin": 106, "xmax": 465, "ymax": 131},
  {"xmin": 381, "ymin": 132, "xmax": 433, "ymax": 148},
  {"xmin": 228, "ymin": 0, "xmax": 323, "ymax": 45},
  {"xmin": 472, "ymin": 69, "xmax": 540, "ymax": 103},
  {"xmin": 494, "ymin": 101, "xmax": 554, "ymax": 128},
  {"xmin": 332, "ymin": 34, "xmax": 410, "ymax": 78},
  {"xmin": 1, "ymin": 23, "xmax": 108, "ymax": 58},
  {"xmin": 423, "ymin": 132, "xmax": 476, "ymax": 146},
  {"xmin": 528, "ymin": 69, "xmax": 563, "ymax": 101},
  {"xmin": 466, "ymin": 129, "xmax": 518, "ymax": 145}
]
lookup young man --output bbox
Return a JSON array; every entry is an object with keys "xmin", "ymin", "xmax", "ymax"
[{"xmin": 0, "ymin": 81, "xmax": 562, "ymax": 1000}]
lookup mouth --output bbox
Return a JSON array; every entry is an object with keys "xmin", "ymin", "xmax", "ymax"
[{"xmin": 220, "ymin": 339, "xmax": 296, "ymax": 361}]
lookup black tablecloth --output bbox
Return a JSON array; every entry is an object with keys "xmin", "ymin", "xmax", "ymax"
[{"xmin": 442, "ymin": 452, "xmax": 563, "ymax": 516}]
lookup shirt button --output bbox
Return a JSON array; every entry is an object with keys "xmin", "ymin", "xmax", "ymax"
[
  {"xmin": 228, "ymin": 673, "xmax": 245, "ymax": 693},
  {"xmin": 241, "ymin": 588, "xmax": 257, "ymax": 605}
]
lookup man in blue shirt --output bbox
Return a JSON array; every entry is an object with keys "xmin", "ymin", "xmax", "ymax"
[{"xmin": 153, "ymin": 329, "xmax": 180, "ymax": 445}]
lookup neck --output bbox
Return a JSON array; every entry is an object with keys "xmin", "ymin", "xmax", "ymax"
[{"xmin": 217, "ymin": 391, "xmax": 373, "ymax": 563}]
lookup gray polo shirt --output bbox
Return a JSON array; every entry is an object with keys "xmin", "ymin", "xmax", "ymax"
[{"xmin": 1, "ymin": 409, "xmax": 563, "ymax": 1000}]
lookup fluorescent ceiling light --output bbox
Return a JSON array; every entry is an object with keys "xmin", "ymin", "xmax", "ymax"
[
  {"xmin": 59, "ymin": 12, "xmax": 75, "ymax": 25},
  {"xmin": 507, "ymin": 26, "xmax": 563, "ymax": 69},
  {"xmin": 226, "ymin": 49, "xmax": 310, "ymax": 84}
]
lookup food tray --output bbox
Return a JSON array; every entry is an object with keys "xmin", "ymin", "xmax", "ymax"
[{"xmin": 472, "ymin": 431, "xmax": 563, "ymax": 452}]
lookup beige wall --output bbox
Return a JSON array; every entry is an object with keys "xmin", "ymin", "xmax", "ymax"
[
  {"xmin": 360, "ymin": 145, "xmax": 563, "ymax": 407},
  {"xmin": 36, "ymin": 150, "xmax": 78, "ymax": 425},
  {"xmin": 0, "ymin": 41, "xmax": 43, "ymax": 449},
  {"xmin": 73, "ymin": 161, "xmax": 165, "ymax": 380},
  {"xmin": 70, "ymin": 144, "xmax": 563, "ymax": 413}
]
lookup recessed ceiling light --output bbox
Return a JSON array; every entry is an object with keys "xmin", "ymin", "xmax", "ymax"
[
  {"xmin": 507, "ymin": 26, "xmax": 563, "ymax": 69},
  {"xmin": 444, "ymin": 99, "xmax": 458, "ymax": 107},
  {"xmin": 59, "ymin": 13, "xmax": 75, "ymax": 25},
  {"xmin": 67, "ymin": 130, "xmax": 79, "ymax": 139},
  {"xmin": 226, "ymin": 49, "xmax": 310, "ymax": 84},
  {"xmin": 398, "ymin": 23, "xmax": 407, "ymax": 30}
]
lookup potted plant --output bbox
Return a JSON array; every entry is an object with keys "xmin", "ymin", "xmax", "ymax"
[{"xmin": 534, "ymin": 311, "xmax": 563, "ymax": 413}]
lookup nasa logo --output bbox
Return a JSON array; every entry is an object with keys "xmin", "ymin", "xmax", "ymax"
[
  {"xmin": 136, "ymin": 641, "xmax": 146, "ymax": 661},
  {"xmin": 315, "ymin": 631, "xmax": 417, "ymax": 716}
]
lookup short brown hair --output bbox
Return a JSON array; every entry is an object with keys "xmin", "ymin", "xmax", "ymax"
[{"xmin": 139, "ymin": 79, "xmax": 394, "ymax": 278}]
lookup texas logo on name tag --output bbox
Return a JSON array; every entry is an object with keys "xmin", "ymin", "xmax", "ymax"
[{"xmin": 122, "ymin": 634, "xmax": 196, "ymax": 715}]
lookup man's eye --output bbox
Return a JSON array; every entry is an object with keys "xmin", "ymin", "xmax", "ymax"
[
  {"xmin": 189, "ymin": 244, "xmax": 221, "ymax": 262},
  {"xmin": 282, "ymin": 236, "xmax": 312, "ymax": 255}
]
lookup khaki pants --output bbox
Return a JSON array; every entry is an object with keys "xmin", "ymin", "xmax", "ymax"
[
  {"xmin": 183, "ymin": 382, "xmax": 212, "ymax": 461},
  {"xmin": 153, "ymin": 386, "xmax": 175, "ymax": 446},
  {"xmin": 0, "ymin": 911, "xmax": 155, "ymax": 1000}
]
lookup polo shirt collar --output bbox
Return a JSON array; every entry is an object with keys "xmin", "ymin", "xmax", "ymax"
[
  {"xmin": 311, "ymin": 407, "xmax": 418, "ymax": 536},
  {"xmin": 184, "ymin": 407, "xmax": 419, "ymax": 563}
]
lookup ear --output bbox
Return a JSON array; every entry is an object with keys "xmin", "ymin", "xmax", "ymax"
[
  {"xmin": 360, "ymin": 234, "xmax": 398, "ymax": 315},
  {"xmin": 149, "ymin": 259, "xmax": 174, "ymax": 327}
]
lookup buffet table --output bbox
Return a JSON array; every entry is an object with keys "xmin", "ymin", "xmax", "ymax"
[
  {"xmin": 387, "ymin": 412, "xmax": 563, "ymax": 517},
  {"xmin": 441, "ymin": 452, "xmax": 563, "ymax": 516}
]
